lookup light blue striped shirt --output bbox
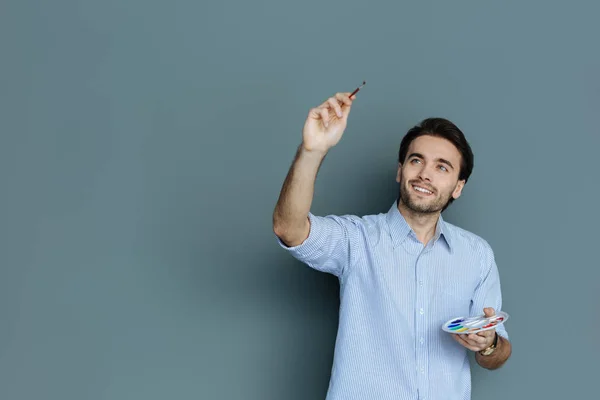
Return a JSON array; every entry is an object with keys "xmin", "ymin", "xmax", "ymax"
[{"xmin": 276, "ymin": 199, "xmax": 509, "ymax": 400}]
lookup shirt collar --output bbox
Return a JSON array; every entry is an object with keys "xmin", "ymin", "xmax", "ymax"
[{"xmin": 385, "ymin": 199, "xmax": 453, "ymax": 252}]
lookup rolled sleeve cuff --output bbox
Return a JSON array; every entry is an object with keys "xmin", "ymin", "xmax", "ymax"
[{"xmin": 275, "ymin": 212, "xmax": 330, "ymax": 260}]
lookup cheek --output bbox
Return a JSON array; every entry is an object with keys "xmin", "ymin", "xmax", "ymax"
[
  {"xmin": 401, "ymin": 167, "xmax": 417, "ymax": 180},
  {"xmin": 439, "ymin": 182, "xmax": 458, "ymax": 197}
]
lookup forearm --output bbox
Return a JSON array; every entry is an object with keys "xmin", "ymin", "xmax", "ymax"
[
  {"xmin": 475, "ymin": 335, "xmax": 512, "ymax": 370},
  {"xmin": 273, "ymin": 143, "xmax": 327, "ymax": 239}
]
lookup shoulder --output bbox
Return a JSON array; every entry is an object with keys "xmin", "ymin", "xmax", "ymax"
[
  {"xmin": 316, "ymin": 209, "xmax": 388, "ymax": 244},
  {"xmin": 444, "ymin": 221, "xmax": 495, "ymax": 260},
  {"xmin": 349, "ymin": 210, "xmax": 389, "ymax": 247},
  {"xmin": 319, "ymin": 209, "xmax": 385, "ymax": 231}
]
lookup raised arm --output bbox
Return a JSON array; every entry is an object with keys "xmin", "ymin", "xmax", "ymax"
[{"xmin": 273, "ymin": 92, "xmax": 356, "ymax": 247}]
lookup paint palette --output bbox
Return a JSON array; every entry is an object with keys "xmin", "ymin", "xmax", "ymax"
[{"xmin": 442, "ymin": 311, "xmax": 509, "ymax": 334}]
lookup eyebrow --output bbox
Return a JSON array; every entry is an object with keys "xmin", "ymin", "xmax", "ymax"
[{"xmin": 407, "ymin": 152, "xmax": 455, "ymax": 170}]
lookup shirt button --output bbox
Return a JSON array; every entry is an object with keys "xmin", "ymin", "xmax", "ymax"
[
  {"xmin": 420, "ymin": 338, "xmax": 424, "ymax": 344},
  {"xmin": 419, "ymin": 281, "xmax": 423, "ymax": 286},
  {"xmin": 420, "ymin": 308, "xmax": 424, "ymax": 315}
]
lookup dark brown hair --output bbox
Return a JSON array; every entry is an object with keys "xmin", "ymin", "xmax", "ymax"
[
  {"xmin": 398, "ymin": 118, "xmax": 474, "ymax": 211},
  {"xmin": 398, "ymin": 117, "xmax": 474, "ymax": 183}
]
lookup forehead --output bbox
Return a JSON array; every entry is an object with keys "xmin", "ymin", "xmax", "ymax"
[{"xmin": 407, "ymin": 135, "xmax": 462, "ymax": 163}]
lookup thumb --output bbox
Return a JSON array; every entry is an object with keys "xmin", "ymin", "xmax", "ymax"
[{"xmin": 483, "ymin": 307, "xmax": 496, "ymax": 317}]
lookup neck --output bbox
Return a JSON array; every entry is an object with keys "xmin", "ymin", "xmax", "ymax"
[{"xmin": 397, "ymin": 199, "xmax": 440, "ymax": 245}]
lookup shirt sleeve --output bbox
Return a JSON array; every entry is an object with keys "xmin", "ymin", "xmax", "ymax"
[
  {"xmin": 470, "ymin": 244, "xmax": 510, "ymax": 340},
  {"xmin": 275, "ymin": 212, "xmax": 362, "ymax": 278}
]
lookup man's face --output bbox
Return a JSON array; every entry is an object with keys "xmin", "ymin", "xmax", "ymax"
[{"xmin": 396, "ymin": 135, "xmax": 465, "ymax": 214}]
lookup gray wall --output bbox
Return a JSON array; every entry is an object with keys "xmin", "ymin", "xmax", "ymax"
[{"xmin": 1, "ymin": 1, "xmax": 598, "ymax": 399}]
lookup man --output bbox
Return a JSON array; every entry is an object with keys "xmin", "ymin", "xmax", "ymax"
[{"xmin": 272, "ymin": 91, "xmax": 511, "ymax": 400}]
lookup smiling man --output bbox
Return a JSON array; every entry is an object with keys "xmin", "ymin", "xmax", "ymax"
[{"xmin": 272, "ymin": 91, "xmax": 512, "ymax": 400}]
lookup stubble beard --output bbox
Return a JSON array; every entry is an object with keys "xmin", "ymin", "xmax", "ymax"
[{"xmin": 399, "ymin": 181, "xmax": 453, "ymax": 214}]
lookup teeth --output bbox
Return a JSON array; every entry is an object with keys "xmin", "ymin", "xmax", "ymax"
[{"xmin": 413, "ymin": 186, "xmax": 432, "ymax": 194}]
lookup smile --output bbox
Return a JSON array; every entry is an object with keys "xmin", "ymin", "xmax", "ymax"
[{"xmin": 412, "ymin": 185, "xmax": 433, "ymax": 195}]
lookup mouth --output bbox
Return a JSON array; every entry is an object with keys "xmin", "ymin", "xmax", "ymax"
[{"xmin": 411, "ymin": 184, "xmax": 434, "ymax": 196}]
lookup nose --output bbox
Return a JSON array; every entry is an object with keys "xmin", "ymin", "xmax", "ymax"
[{"xmin": 418, "ymin": 164, "xmax": 433, "ymax": 182}]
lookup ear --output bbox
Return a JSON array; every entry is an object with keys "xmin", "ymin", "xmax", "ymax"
[
  {"xmin": 452, "ymin": 180, "xmax": 466, "ymax": 199},
  {"xmin": 395, "ymin": 162, "xmax": 402, "ymax": 183}
]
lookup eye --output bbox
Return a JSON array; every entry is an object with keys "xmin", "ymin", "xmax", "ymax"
[
  {"xmin": 438, "ymin": 165, "xmax": 448, "ymax": 172},
  {"xmin": 410, "ymin": 158, "xmax": 421, "ymax": 164}
]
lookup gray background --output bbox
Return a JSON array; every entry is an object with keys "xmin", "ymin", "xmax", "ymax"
[{"xmin": 1, "ymin": 0, "xmax": 599, "ymax": 399}]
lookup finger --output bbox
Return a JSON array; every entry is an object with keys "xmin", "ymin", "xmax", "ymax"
[
  {"xmin": 456, "ymin": 334, "xmax": 474, "ymax": 346},
  {"xmin": 455, "ymin": 334, "xmax": 479, "ymax": 351},
  {"xmin": 476, "ymin": 329, "xmax": 495, "ymax": 338},
  {"xmin": 454, "ymin": 336, "xmax": 471, "ymax": 350},
  {"xmin": 453, "ymin": 334, "xmax": 466, "ymax": 345},
  {"xmin": 484, "ymin": 307, "xmax": 496, "ymax": 317},
  {"xmin": 318, "ymin": 106, "xmax": 330, "ymax": 128},
  {"xmin": 308, "ymin": 107, "xmax": 325, "ymax": 123},
  {"xmin": 327, "ymin": 97, "xmax": 343, "ymax": 118},
  {"xmin": 476, "ymin": 330, "xmax": 496, "ymax": 348},
  {"xmin": 335, "ymin": 92, "xmax": 353, "ymax": 107},
  {"xmin": 467, "ymin": 333, "xmax": 487, "ymax": 346},
  {"xmin": 316, "ymin": 95, "xmax": 338, "ymax": 109},
  {"xmin": 472, "ymin": 336, "xmax": 493, "ymax": 350}
]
